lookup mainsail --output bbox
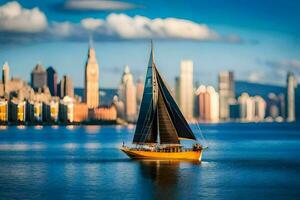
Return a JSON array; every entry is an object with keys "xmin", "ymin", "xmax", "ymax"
[{"xmin": 133, "ymin": 42, "xmax": 196, "ymax": 145}]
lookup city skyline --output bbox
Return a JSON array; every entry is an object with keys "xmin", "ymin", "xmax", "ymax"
[{"xmin": 0, "ymin": 0, "xmax": 300, "ymax": 88}]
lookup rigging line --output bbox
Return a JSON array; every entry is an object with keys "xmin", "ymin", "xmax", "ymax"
[{"xmin": 193, "ymin": 119, "xmax": 209, "ymax": 148}]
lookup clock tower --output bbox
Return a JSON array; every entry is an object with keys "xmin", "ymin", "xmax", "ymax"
[{"xmin": 84, "ymin": 39, "xmax": 99, "ymax": 108}]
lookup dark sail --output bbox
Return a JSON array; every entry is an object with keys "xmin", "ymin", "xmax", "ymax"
[
  {"xmin": 155, "ymin": 68, "xmax": 196, "ymax": 141},
  {"xmin": 157, "ymin": 86, "xmax": 180, "ymax": 144},
  {"xmin": 133, "ymin": 42, "xmax": 158, "ymax": 144}
]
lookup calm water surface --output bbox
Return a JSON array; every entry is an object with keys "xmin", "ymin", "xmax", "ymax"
[{"xmin": 0, "ymin": 123, "xmax": 299, "ymax": 200}]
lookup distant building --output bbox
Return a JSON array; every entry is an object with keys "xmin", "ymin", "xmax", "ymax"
[
  {"xmin": 253, "ymin": 96, "xmax": 266, "ymax": 121},
  {"xmin": 266, "ymin": 93, "xmax": 286, "ymax": 123},
  {"xmin": 46, "ymin": 67, "xmax": 58, "ymax": 96},
  {"xmin": 31, "ymin": 64, "xmax": 47, "ymax": 91},
  {"xmin": 196, "ymin": 85, "xmax": 219, "ymax": 122},
  {"xmin": 59, "ymin": 96, "xmax": 74, "ymax": 123},
  {"xmin": 84, "ymin": 39, "xmax": 99, "ymax": 108},
  {"xmin": 0, "ymin": 77, "xmax": 34, "ymax": 100},
  {"xmin": 218, "ymin": 71, "xmax": 235, "ymax": 120},
  {"xmin": 89, "ymin": 105, "xmax": 117, "ymax": 121},
  {"xmin": 58, "ymin": 75, "xmax": 74, "ymax": 98},
  {"xmin": 238, "ymin": 93, "xmax": 254, "ymax": 121},
  {"xmin": 26, "ymin": 101, "xmax": 43, "ymax": 122},
  {"xmin": 178, "ymin": 60, "xmax": 194, "ymax": 120},
  {"xmin": 286, "ymin": 72, "xmax": 297, "ymax": 122},
  {"xmin": 0, "ymin": 99, "xmax": 8, "ymax": 122},
  {"xmin": 229, "ymin": 101, "xmax": 240, "ymax": 120},
  {"xmin": 238, "ymin": 93, "xmax": 266, "ymax": 122},
  {"xmin": 113, "ymin": 95, "xmax": 125, "ymax": 119},
  {"xmin": 50, "ymin": 100, "xmax": 59, "ymax": 122},
  {"xmin": 118, "ymin": 65, "xmax": 137, "ymax": 122},
  {"xmin": 73, "ymin": 103, "xmax": 88, "ymax": 122},
  {"xmin": 2, "ymin": 62, "xmax": 9, "ymax": 94},
  {"xmin": 8, "ymin": 99, "xmax": 26, "ymax": 122}
]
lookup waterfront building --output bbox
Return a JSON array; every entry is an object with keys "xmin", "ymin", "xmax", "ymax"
[
  {"xmin": 46, "ymin": 67, "xmax": 58, "ymax": 96},
  {"xmin": 229, "ymin": 100, "xmax": 240, "ymax": 120},
  {"xmin": 196, "ymin": 85, "xmax": 219, "ymax": 122},
  {"xmin": 26, "ymin": 101, "xmax": 43, "ymax": 122},
  {"xmin": 58, "ymin": 75, "xmax": 74, "ymax": 98},
  {"xmin": 253, "ymin": 96, "xmax": 266, "ymax": 121},
  {"xmin": 42, "ymin": 102, "xmax": 51, "ymax": 122},
  {"xmin": 31, "ymin": 64, "xmax": 47, "ymax": 91},
  {"xmin": 178, "ymin": 60, "xmax": 194, "ymax": 120},
  {"xmin": 238, "ymin": 93, "xmax": 254, "ymax": 121},
  {"xmin": 8, "ymin": 99, "xmax": 26, "ymax": 122},
  {"xmin": 266, "ymin": 93, "xmax": 279, "ymax": 119},
  {"xmin": 112, "ymin": 95, "xmax": 125, "ymax": 119},
  {"xmin": 84, "ymin": 40, "xmax": 99, "ymax": 108},
  {"xmin": 73, "ymin": 103, "xmax": 88, "ymax": 122},
  {"xmin": 238, "ymin": 93, "xmax": 266, "ymax": 122},
  {"xmin": 89, "ymin": 105, "xmax": 117, "ymax": 121},
  {"xmin": 118, "ymin": 65, "xmax": 137, "ymax": 122},
  {"xmin": 286, "ymin": 72, "xmax": 297, "ymax": 122},
  {"xmin": 0, "ymin": 99, "xmax": 8, "ymax": 121},
  {"xmin": 26, "ymin": 101, "xmax": 35, "ymax": 122},
  {"xmin": 59, "ymin": 96, "xmax": 74, "ymax": 123},
  {"xmin": 218, "ymin": 71, "xmax": 235, "ymax": 120},
  {"xmin": 50, "ymin": 100, "xmax": 59, "ymax": 122}
]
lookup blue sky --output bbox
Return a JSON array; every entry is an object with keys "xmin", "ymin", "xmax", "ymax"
[{"xmin": 0, "ymin": 0, "xmax": 300, "ymax": 88}]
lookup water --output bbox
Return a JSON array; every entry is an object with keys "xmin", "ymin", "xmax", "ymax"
[{"xmin": 0, "ymin": 123, "xmax": 299, "ymax": 200}]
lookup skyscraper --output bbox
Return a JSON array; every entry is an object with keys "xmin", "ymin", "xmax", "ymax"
[
  {"xmin": 58, "ymin": 75, "xmax": 74, "ymax": 98},
  {"xmin": 287, "ymin": 72, "xmax": 297, "ymax": 122},
  {"xmin": 2, "ymin": 62, "xmax": 9, "ymax": 94},
  {"xmin": 119, "ymin": 65, "xmax": 137, "ymax": 122},
  {"xmin": 218, "ymin": 71, "xmax": 235, "ymax": 120},
  {"xmin": 31, "ymin": 64, "xmax": 47, "ymax": 91},
  {"xmin": 178, "ymin": 60, "xmax": 194, "ymax": 120},
  {"xmin": 84, "ymin": 40, "xmax": 99, "ymax": 108},
  {"xmin": 46, "ymin": 66, "xmax": 58, "ymax": 96},
  {"xmin": 2, "ymin": 62, "xmax": 9, "ymax": 85}
]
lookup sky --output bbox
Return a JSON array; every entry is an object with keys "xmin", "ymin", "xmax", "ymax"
[{"xmin": 0, "ymin": 0, "xmax": 300, "ymax": 88}]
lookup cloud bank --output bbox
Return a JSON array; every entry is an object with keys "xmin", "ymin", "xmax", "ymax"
[
  {"xmin": 0, "ymin": 1, "xmax": 47, "ymax": 33},
  {"xmin": 0, "ymin": 1, "xmax": 240, "ymax": 43},
  {"xmin": 64, "ymin": 0, "xmax": 136, "ymax": 11}
]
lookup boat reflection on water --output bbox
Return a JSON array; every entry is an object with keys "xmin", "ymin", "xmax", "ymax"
[{"xmin": 138, "ymin": 160, "xmax": 200, "ymax": 199}]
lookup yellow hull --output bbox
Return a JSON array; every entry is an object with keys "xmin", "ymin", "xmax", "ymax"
[{"xmin": 121, "ymin": 147, "xmax": 202, "ymax": 161}]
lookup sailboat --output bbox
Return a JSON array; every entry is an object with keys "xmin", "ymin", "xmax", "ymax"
[{"xmin": 121, "ymin": 41, "xmax": 203, "ymax": 161}]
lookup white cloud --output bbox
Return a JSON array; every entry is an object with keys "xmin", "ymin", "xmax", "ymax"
[
  {"xmin": 47, "ymin": 13, "xmax": 220, "ymax": 41},
  {"xmin": 104, "ymin": 14, "xmax": 219, "ymax": 40},
  {"xmin": 65, "ymin": 0, "xmax": 136, "ymax": 11},
  {"xmin": 0, "ymin": 1, "xmax": 47, "ymax": 33},
  {"xmin": 81, "ymin": 18, "xmax": 104, "ymax": 31}
]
